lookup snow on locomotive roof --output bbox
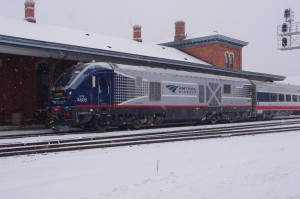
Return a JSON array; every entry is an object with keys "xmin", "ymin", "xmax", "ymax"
[
  {"xmin": 0, "ymin": 16, "xmax": 210, "ymax": 66},
  {"xmin": 105, "ymin": 63, "xmax": 251, "ymax": 82}
]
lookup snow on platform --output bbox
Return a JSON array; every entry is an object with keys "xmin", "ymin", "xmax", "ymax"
[{"xmin": 0, "ymin": 127, "xmax": 300, "ymax": 198}]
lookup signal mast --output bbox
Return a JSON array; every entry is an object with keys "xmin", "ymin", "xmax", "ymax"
[{"xmin": 277, "ymin": 9, "xmax": 300, "ymax": 50}]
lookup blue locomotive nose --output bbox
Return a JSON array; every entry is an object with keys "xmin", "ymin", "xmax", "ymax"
[{"xmin": 51, "ymin": 89, "xmax": 76, "ymax": 107}]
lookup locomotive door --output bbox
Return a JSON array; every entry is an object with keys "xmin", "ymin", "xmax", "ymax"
[
  {"xmin": 98, "ymin": 73, "xmax": 112, "ymax": 106},
  {"xmin": 206, "ymin": 82, "xmax": 221, "ymax": 107}
]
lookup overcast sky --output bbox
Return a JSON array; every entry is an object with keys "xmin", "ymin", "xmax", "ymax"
[{"xmin": 1, "ymin": 0, "xmax": 299, "ymax": 77}]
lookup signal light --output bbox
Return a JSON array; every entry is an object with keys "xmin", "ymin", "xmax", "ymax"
[
  {"xmin": 282, "ymin": 23, "xmax": 288, "ymax": 33},
  {"xmin": 282, "ymin": 37, "xmax": 288, "ymax": 47},
  {"xmin": 284, "ymin": 9, "xmax": 290, "ymax": 19}
]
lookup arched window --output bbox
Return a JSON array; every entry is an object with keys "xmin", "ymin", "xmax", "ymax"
[
  {"xmin": 225, "ymin": 51, "xmax": 230, "ymax": 68},
  {"xmin": 229, "ymin": 53, "xmax": 234, "ymax": 69},
  {"xmin": 224, "ymin": 51, "xmax": 234, "ymax": 69}
]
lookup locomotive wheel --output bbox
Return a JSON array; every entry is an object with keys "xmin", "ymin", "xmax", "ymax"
[
  {"xmin": 131, "ymin": 116, "xmax": 147, "ymax": 129},
  {"xmin": 210, "ymin": 118, "xmax": 217, "ymax": 124}
]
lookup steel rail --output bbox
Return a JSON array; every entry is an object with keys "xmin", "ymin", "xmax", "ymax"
[
  {"xmin": 1, "ymin": 120, "xmax": 300, "ymax": 157},
  {"xmin": 1, "ymin": 119, "xmax": 300, "ymax": 148},
  {"xmin": 0, "ymin": 116, "xmax": 299, "ymax": 139}
]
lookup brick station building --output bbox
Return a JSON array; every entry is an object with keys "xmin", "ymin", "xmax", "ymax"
[{"xmin": 0, "ymin": 0, "xmax": 284, "ymax": 124}]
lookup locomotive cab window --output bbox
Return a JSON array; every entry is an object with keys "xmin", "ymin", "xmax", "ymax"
[
  {"xmin": 88, "ymin": 76, "xmax": 96, "ymax": 88},
  {"xmin": 223, "ymin": 84, "xmax": 231, "ymax": 94},
  {"xmin": 149, "ymin": 82, "xmax": 161, "ymax": 101},
  {"xmin": 53, "ymin": 64, "xmax": 86, "ymax": 89}
]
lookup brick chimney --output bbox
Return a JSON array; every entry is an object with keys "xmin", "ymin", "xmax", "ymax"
[
  {"xmin": 133, "ymin": 25, "xmax": 142, "ymax": 42},
  {"xmin": 174, "ymin": 21, "xmax": 186, "ymax": 41},
  {"xmin": 24, "ymin": 0, "xmax": 36, "ymax": 23}
]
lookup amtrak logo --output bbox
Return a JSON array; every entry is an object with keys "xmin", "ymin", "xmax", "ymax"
[
  {"xmin": 166, "ymin": 84, "xmax": 196, "ymax": 94},
  {"xmin": 166, "ymin": 85, "xmax": 179, "ymax": 93}
]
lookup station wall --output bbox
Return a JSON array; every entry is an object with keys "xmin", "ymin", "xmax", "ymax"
[
  {"xmin": 0, "ymin": 53, "xmax": 76, "ymax": 121},
  {"xmin": 178, "ymin": 43, "xmax": 242, "ymax": 71}
]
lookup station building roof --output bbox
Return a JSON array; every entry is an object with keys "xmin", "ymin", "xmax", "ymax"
[
  {"xmin": 160, "ymin": 31, "xmax": 249, "ymax": 48},
  {"xmin": 0, "ymin": 16, "xmax": 285, "ymax": 82}
]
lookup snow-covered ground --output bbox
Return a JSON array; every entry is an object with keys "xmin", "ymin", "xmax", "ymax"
[{"xmin": 1, "ymin": 128, "xmax": 300, "ymax": 199}]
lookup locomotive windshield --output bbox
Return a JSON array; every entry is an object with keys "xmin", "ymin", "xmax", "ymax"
[{"xmin": 53, "ymin": 64, "xmax": 86, "ymax": 89}]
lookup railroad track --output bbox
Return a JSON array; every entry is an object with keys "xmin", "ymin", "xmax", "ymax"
[
  {"xmin": 1, "ymin": 116, "xmax": 299, "ymax": 139},
  {"xmin": 0, "ymin": 118, "xmax": 300, "ymax": 157}
]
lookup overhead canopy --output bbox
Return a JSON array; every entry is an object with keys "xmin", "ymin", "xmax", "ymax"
[{"xmin": 0, "ymin": 16, "xmax": 285, "ymax": 82}]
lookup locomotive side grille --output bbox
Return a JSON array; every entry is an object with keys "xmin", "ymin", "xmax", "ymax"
[
  {"xmin": 114, "ymin": 73, "xmax": 149, "ymax": 104},
  {"xmin": 235, "ymin": 84, "xmax": 252, "ymax": 98}
]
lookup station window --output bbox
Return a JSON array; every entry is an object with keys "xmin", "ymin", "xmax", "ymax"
[
  {"xmin": 199, "ymin": 85, "xmax": 205, "ymax": 103},
  {"xmin": 225, "ymin": 53, "xmax": 230, "ymax": 68},
  {"xmin": 286, "ymin": 95, "xmax": 291, "ymax": 102},
  {"xmin": 229, "ymin": 54, "xmax": 234, "ymax": 69},
  {"xmin": 279, "ymin": 94, "xmax": 285, "ymax": 102},
  {"xmin": 223, "ymin": 84, "xmax": 231, "ymax": 94},
  {"xmin": 225, "ymin": 51, "xmax": 234, "ymax": 69},
  {"xmin": 149, "ymin": 82, "xmax": 161, "ymax": 101},
  {"xmin": 293, "ymin": 95, "xmax": 298, "ymax": 102}
]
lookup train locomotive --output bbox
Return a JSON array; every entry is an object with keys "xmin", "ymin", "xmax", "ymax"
[{"xmin": 47, "ymin": 62, "xmax": 300, "ymax": 131}]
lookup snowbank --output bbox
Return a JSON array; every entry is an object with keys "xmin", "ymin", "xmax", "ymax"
[{"xmin": 1, "ymin": 131, "xmax": 300, "ymax": 199}]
